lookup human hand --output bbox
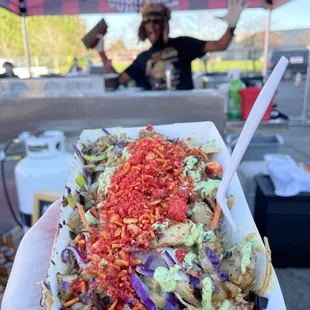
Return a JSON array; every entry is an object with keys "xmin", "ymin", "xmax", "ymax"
[
  {"xmin": 2, "ymin": 200, "xmax": 61, "ymax": 310},
  {"xmin": 217, "ymin": 0, "xmax": 247, "ymax": 28},
  {"xmin": 96, "ymin": 34, "xmax": 104, "ymax": 53}
]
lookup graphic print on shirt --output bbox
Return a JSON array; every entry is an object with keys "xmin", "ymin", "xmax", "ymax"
[{"xmin": 145, "ymin": 46, "xmax": 181, "ymax": 90}]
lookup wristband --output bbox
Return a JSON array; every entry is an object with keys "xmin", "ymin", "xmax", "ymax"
[{"xmin": 229, "ymin": 27, "xmax": 236, "ymax": 36}]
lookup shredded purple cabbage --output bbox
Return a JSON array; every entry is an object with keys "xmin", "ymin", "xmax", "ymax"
[
  {"xmin": 43, "ymin": 281, "xmax": 50, "ymax": 290},
  {"xmin": 164, "ymin": 293, "xmax": 181, "ymax": 310},
  {"xmin": 102, "ymin": 128, "xmax": 111, "ymax": 136},
  {"xmin": 65, "ymin": 186, "xmax": 71, "ymax": 194},
  {"xmin": 223, "ymin": 251, "xmax": 232, "ymax": 259},
  {"xmin": 144, "ymin": 255, "xmax": 155, "ymax": 269},
  {"xmin": 61, "ymin": 246, "xmax": 86, "ymax": 270},
  {"xmin": 189, "ymin": 275, "xmax": 200, "ymax": 288},
  {"xmin": 125, "ymin": 297, "xmax": 136, "ymax": 307},
  {"xmin": 130, "ymin": 273, "xmax": 158, "ymax": 310},
  {"xmin": 136, "ymin": 266, "xmax": 155, "ymax": 277},
  {"xmin": 60, "ymin": 281, "xmax": 69, "ymax": 290},
  {"xmin": 72, "ymin": 144, "xmax": 85, "ymax": 164},
  {"xmin": 220, "ymin": 272, "xmax": 229, "ymax": 282},
  {"xmin": 161, "ymin": 251, "xmax": 176, "ymax": 267},
  {"xmin": 205, "ymin": 247, "xmax": 220, "ymax": 271}
]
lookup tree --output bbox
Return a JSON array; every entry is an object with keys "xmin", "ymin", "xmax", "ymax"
[
  {"xmin": 296, "ymin": 29, "xmax": 310, "ymax": 47},
  {"xmin": 109, "ymin": 39, "xmax": 127, "ymax": 53},
  {"xmin": 0, "ymin": 8, "xmax": 24, "ymax": 57},
  {"xmin": 0, "ymin": 9, "xmax": 87, "ymax": 72},
  {"xmin": 27, "ymin": 15, "xmax": 87, "ymax": 72}
]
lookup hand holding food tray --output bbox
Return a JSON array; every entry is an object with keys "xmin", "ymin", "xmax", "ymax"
[{"xmin": 42, "ymin": 122, "xmax": 286, "ymax": 310}]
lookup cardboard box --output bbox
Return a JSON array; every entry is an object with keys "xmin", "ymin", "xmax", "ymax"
[{"xmin": 46, "ymin": 122, "xmax": 286, "ymax": 309}]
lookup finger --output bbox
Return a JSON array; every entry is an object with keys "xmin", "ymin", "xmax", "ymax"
[
  {"xmin": 227, "ymin": 0, "xmax": 232, "ymax": 10},
  {"xmin": 27, "ymin": 199, "xmax": 62, "ymax": 239},
  {"xmin": 34, "ymin": 199, "xmax": 61, "ymax": 230}
]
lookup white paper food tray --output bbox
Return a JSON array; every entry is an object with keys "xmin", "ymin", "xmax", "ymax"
[{"xmin": 47, "ymin": 121, "xmax": 286, "ymax": 309}]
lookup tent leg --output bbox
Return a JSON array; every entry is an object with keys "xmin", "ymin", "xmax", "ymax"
[
  {"xmin": 21, "ymin": 15, "xmax": 32, "ymax": 78},
  {"xmin": 262, "ymin": 8, "xmax": 271, "ymax": 80},
  {"xmin": 301, "ymin": 45, "xmax": 310, "ymax": 123}
]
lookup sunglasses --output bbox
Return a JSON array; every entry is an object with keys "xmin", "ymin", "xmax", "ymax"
[{"xmin": 143, "ymin": 18, "xmax": 163, "ymax": 26}]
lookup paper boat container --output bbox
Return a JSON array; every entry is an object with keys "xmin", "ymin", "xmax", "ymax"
[{"xmin": 47, "ymin": 121, "xmax": 286, "ymax": 309}]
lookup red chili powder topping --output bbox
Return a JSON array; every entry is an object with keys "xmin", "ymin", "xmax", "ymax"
[
  {"xmin": 145, "ymin": 124, "xmax": 153, "ymax": 131},
  {"xmin": 85, "ymin": 135, "xmax": 194, "ymax": 307},
  {"xmin": 175, "ymin": 248, "xmax": 187, "ymax": 263}
]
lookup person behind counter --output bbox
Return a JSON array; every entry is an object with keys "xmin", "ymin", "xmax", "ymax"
[
  {"xmin": 0, "ymin": 62, "xmax": 19, "ymax": 79},
  {"xmin": 99, "ymin": 0, "xmax": 245, "ymax": 91},
  {"xmin": 67, "ymin": 57, "xmax": 83, "ymax": 76}
]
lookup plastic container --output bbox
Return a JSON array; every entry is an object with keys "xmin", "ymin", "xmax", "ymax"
[
  {"xmin": 226, "ymin": 133, "xmax": 284, "ymax": 161},
  {"xmin": 227, "ymin": 70, "xmax": 244, "ymax": 120},
  {"xmin": 14, "ymin": 130, "xmax": 72, "ymax": 232},
  {"xmin": 239, "ymin": 87, "xmax": 273, "ymax": 121}
]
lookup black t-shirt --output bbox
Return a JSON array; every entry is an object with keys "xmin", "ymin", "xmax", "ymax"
[{"xmin": 125, "ymin": 36, "xmax": 206, "ymax": 90}]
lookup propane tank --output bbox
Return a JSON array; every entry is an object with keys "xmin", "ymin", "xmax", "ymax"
[{"xmin": 15, "ymin": 130, "xmax": 72, "ymax": 232}]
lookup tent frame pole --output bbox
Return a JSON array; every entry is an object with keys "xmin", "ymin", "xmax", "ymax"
[
  {"xmin": 301, "ymin": 45, "xmax": 310, "ymax": 124},
  {"xmin": 262, "ymin": 8, "xmax": 271, "ymax": 80},
  {"xmin": 21, "ymin": 14, "xmax": 31, "ymax": 78}
]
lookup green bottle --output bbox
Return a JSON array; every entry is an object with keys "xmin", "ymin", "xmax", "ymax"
[{"xmin": 227, "ymin": 71, "xmax": 244, "ymax": 120}]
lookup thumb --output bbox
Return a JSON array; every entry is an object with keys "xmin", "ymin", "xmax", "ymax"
[{"xmin": 29, "ymin": 199, "xmax": 62, "ymax": 237}]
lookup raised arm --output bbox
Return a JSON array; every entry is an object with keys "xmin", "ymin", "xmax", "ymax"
[
  {"xmin": 204, "ymin": 27, "xmax": 235, "ymax": 52},
  {"xmin": 97, "ymin": 35, "xmax": 132, "ymax": 85},
  {"xmin": 205, "ymin": 0, "xmax": 246, "ymax": 53}
]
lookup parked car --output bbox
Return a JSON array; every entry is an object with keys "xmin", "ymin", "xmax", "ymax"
[{"xmin": 269, "ymin": 49, "xmax": 309, "ymax": 80}]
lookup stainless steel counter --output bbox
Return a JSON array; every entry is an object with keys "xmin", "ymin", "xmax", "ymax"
[{"xmin": 0, "ymin": 89, "xmax": 226, "ymax": 143}]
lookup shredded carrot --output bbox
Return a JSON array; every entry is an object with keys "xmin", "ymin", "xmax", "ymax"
[
  {"xmin": 150, "ymin": 230, "xmax": 155, "ymax": 238},
  {"xmin": 155, "ymin": 207, "xmax": 160, "ymax": 216},
  {"xmin": 210, "ymin": 202, "xmax": 221, "ymax": 229},
  {"xmin": 81, "ymin": 281, "xmax": 86, "ymax": 292},
  {"xmin": 77, "ymin": 203, "xmax": 89, "ymax": 230},
  {"xmin": 108, "ymin": 300, "xmax": 118, "ymax": 310},
  {"xmin": 74, "ymin": 235, "xmax": 81, "ymax": 243},
  {"xmin": 177, "ymin": 175, "xmax": 185, "ymax": 183},
  {"xmin": 121, "ymin": 226, "xmax": 126, "ymax": 238},
  {"xmin": 63, "ymin": 297, "xmax": 79, "ymax": 307},
  {"xmin": 197, "ymin": 148, "xmax": 209, "ymax": 161},
  {"xmin": 169, "ymin": 183, "xmax": 175, "ymax": 190},
  {"xmin": 123, "ymin": 218, "xmax": 138, "ymax": 224},
  {"xmin": 114, "ymin": 228, "xmax": 122, "ymax": 237},
  {"xmin": 115, "ymin": 259, "xmax": 129, "ymax": 267},
  {"xmin": 148, "ymin": 199, "xmax": 161, "ymax": 206},
  {"xmin": 117, "ymin": 270, "xmax": 128, "ymax": 278},
  {"xmin": 153, "ymin": 148, "xmax": 164, "ymax": 159}
]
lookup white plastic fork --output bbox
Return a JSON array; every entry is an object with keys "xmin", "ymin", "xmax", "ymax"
[{"xmin": 215, "ymin": 56, "xmax": 289, "ymax": 233}]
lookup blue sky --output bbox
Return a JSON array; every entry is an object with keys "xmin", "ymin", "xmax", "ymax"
[{"xmin": 81, "ymin": 0, "xmax": 309, "ymax": 47}]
